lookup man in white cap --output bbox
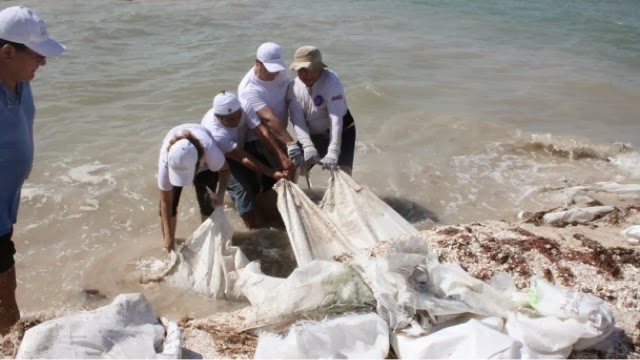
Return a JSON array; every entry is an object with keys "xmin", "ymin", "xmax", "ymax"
[
  {"xmin": 201, "ymin": 91, "xmax": 289, "ymax": 229},
  {"xmin": 157, "ymin": 124, "xmax": 229, "ymax": 253},
  {"xmin": 0, "ymin": 6, "xmax": 65, "ymax": 334},
  {"xmin": 288, "ymin": 46, "xmax": 356, "ymax": 175},
  {"xmin": 237, "ymin": 42, "xmax": 303, "ymax": 178}
]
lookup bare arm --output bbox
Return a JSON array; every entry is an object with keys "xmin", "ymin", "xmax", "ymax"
[
  {"xmin": 212, "ymin": 162, "xmax": 230, "ymax": 207},
  {"xmin": 159, "ymin": 189, "xmax": 175, "ymax": 252},
  {"xmin": 253, "ymin": 123, "xmax": 293, "ymax": 175},
  {"xmin": 256, "ymin": 106, "xmax": 295, "ymax": 145},
  {"xmin": 226, "ymin": 147, "xmax": 287, "ymax": 179}
]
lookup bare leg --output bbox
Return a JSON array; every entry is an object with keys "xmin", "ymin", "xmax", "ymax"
[
  {"xmin": 0, "ymin": 266, "xmax": 20, "ymax": 335},
  {"xmin": 170, "ymin": 216, "xmax": 177, "ymax": 239},
  {"xmin": 160, "ymin": 216, "xmax": 178, "ymax": 239}
]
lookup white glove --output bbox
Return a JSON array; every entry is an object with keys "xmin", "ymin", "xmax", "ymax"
[
  {"xmin": 321, "ymin": 152, "xmax": 338, "ymax": 171},
  {"xmin": 303, "ymin": 145, "xmax": 320, "ymax": 165},
  {"xmin": 287, "ymin": 143, "xmax": 304, "ymax": 167}
]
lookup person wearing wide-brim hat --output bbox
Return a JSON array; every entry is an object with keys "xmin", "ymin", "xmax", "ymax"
[
  {"xmin": 0, "ymin": 5, "xmax": 65, "ymax": 334},
  {"xmin": 288, "ymin": 46, "xmax": 357, "ymax": 175}
]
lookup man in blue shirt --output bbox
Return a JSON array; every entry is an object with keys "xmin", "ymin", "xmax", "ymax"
[{"xmin": 0, "ymin": 6, "xmax": 64, "ymax": 334}]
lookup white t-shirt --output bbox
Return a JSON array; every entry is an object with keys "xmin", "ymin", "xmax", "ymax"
[
  {"xmin": 157, "ymin": 123, "xmax": 226, "ymax": 191},
  {"xmin": 200, "ymin": 104, "xmax": 261, "ymax": 154},
  {"xmin": 237, "ymin": 67, "xmax": 291, "ymax": 142}
]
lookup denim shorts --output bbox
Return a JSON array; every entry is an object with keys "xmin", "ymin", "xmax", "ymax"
[
  {"xmin": 159, "ymin": 170, "xmax": 219, "ymax": 216},
  {"xmin": 0, "ymin": 227, "xmax": 16, "ymax": 273},
  {"xmin": 310, "ymin": 109, "xmax": 356, "ymax": 168},
  {"xmin": 226, "ymin": 141, "xmax": 277, "ymax": 216}
]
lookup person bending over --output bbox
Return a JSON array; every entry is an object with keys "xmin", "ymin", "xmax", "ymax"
[{"xmin": 157, "ymin": 124, "xmax": 229, "ymax": 252}]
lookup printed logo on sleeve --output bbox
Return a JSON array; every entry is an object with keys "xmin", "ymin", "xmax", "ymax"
[{"xmin": 331, "ymin": 94, "xmax": 343, "ymax": 101}]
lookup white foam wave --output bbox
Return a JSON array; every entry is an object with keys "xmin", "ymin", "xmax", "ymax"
[
  {"xmin": 607, "ymin": 152, "xmax": 640, "ymax": 179},
  {"xmin": 79, "ymin": 199, "xmax": 100, "ymax": 211},
  {"xmin": 20, "ymin": 185, "xmax": 62, "ymax": 207},
  {"xmin": 68, "ymin": 164, "xmax": 116, "ymax": 185}
]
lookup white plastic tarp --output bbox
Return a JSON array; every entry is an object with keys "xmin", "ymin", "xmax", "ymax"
[{"xmin": 16, "ymin": 293, "xmax": 181, "ymax": 359}]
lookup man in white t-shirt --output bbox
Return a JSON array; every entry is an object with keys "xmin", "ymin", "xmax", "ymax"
[
  {"xmin": 157, "ymin": 123, "xmax": 229, "ymax": 252},
  {"xmin": 237, "ymin": 42, "xmax": 303, "ymax": 174},
  {"xmin": 288, "ymin": 46, "xmax": 356, "ymax": 175},
  {"xmin": 201, "ymin": 91, "xmax": 288, "ymax": 229}
]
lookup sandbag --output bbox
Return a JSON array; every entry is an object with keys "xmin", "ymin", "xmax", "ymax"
[
  {"xmin": 162, "ymin": 208, "xmax": 249, "ymax": 300},
  {"xmin": 16, "ymin": 293, "xmax": 181, "ymax": 359},
  {"xmin": 320, "ymin": 171, "xmax": 419, "ymax": 247}
]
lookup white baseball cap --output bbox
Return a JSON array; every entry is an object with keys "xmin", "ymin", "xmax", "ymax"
[
  {"xmin": 256, "ymin": 42, "xmax": 286, "ymax": 73},
  {"xmin": 213, "ymin": 91, "xmax": 241, "ymax": 115},
  {"xmin": 0, "ymin": 6, "xmax": 65, "ymax": 57},
  {"xmin": 167, "ymin": 139, "xmax": 198, "ymax": 186}
]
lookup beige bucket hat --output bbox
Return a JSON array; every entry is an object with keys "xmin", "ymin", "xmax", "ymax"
[{"xmin": 289, "ymin": 46, "xmax": 327, "ymax": 72}]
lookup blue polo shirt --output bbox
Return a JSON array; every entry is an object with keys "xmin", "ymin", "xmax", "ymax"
[{"xmin": 0, "ymin": 81, "xmax": 35, "ymax": 236}]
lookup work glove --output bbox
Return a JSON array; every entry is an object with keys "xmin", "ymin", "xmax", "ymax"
[
  {"xmin": 303, "ymin": 145, "xmax": 320, "ymax": 165},
  {"xmin": 287, "ymin": 142, "xmax": 304, "ymax": 167},
  {"xmin": 321, "ymin": 152, "xmax": 339, "ymax": 171}
]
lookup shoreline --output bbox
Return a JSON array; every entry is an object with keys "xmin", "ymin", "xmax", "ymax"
[{"xmin": 2, "ymin": 183, "xmax": 639, "ymax": 359}]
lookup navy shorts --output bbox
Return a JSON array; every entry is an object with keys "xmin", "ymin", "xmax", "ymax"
[
  {"xmin": 159, "ymin": 170, "xmax": 219, "ymax": 217},
  {"xmin": 226, "ymin": 141, "xmax": 277, "ymax": 216},
  {"xmin": 310, "ymin": 109, "xmax": 356, "ymax": 168},
  {"xmin": 0, "ymin": 228, "xmax": 16, "ymax": 273}
]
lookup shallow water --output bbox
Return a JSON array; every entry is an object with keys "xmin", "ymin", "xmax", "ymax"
[{"xmin": 4, "ymin": 0, "xmax": 640, "ymax": 320}]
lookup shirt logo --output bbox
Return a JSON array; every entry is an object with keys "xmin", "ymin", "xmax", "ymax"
[
  {"xmin": 228, "ymin": 108, "xmax": 232, "ymax": 113},
  {"xmin": 331, "ymin": 94, "xmax": 343, "ymax": 101},
  {"xmin": 314, "ymin": 95, "xmax": 324, "ymax": 106}
]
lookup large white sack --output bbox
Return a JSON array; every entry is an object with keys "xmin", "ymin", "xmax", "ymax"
[
  {"xmin": 540, "ymin": 206, "xmax": 615, "ymax": 225},
  {"xmin": 274, "ymin": 173, "xmax": 423, "ymax": 331},
  {"xmin": 234, "ymin": 260, "xmax": 376, "ymax": 331},
  {"xmin": 162, "ymin": 208, "xmax": 249, "ymax": 300},
  {"xmin": 254, "ymin": 313, "xmax": 389, "ymax": 359},
  {"xmin": 275, "ymin": 179, "xmax": 356, "ymax": 266},
  {"xmin": 320, "ymin": 171, "xmax": 419, "ymax": 248},
  {"xmin": 16, "ymin": 293, "xmax": 181, "ymax": 359}
]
